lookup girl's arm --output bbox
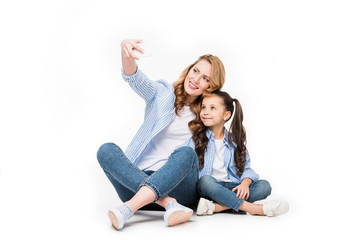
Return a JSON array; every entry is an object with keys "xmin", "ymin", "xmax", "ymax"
[
  {"xmin": 240, "ymin": 178, "xmax": 252, "ymax": 186},
  {"xmin": 239, "ymin": 151, "xmax": 259, "ymax": 182},
  {"xmin": 232, "ymin": 152, "xmax": 259, "ymax": 200}
]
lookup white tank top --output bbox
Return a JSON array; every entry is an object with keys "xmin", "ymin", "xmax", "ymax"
[
  {"xmin": 137, "ymin": 106, "xmax": 193, "ymax": 171},
  {"xmin": 211, "ymin": 138, "xmax": 231, "ymax": 182}
]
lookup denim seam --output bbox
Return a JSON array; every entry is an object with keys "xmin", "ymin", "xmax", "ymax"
[
  {"xmin": 234, "ymin": 198, "xmax": 244, "ymax": 212},
  {"xmin": 103, "ymin": 170, "xmax": 137, "ymax": 195},
  {"xmin": 198, "ymin": 183, "xmax": 243, "ymax": 212},
  {"xmin": 137, "ymin": 179, "xmax": 147, "ymax": 191},
  {"xmin": 111, "ymin": 143, "xmax": 148, "ymax": 178}
]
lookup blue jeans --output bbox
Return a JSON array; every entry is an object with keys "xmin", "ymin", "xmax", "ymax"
[
  {"xmin": 197, "ymin": 175, "xmax": 272, "ymax": 212},
  {"xmin": 97, "ymin": 143, "xmax": 200, "ymax": 209}
]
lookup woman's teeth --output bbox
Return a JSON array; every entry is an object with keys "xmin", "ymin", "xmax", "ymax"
[{"xmin": 190, "ymin": 82, "xmax": 198, "ymax": 89}]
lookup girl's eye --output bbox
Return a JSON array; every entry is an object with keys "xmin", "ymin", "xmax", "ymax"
[
  {"xmin": 193, "ymin": 68, "xmax": 198, "ymax": 73},
  {"xmin": 201, "ymin": 106, "xmax": 206, "ymax": 109},
  {"xmin": 203, "ymin": 77, "xmax": 209, "ymax": 82},
  {"xmin": 211, "ymin": 106, "xmax": 215, "ymax": 110}
]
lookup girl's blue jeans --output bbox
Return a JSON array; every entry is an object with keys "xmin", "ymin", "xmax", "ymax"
[
  {"xmin": 97, "ymin": 143, "xmax": 199, "ymax": 209},
  {"xmin": 197, "ymin": 175, "xmax": 272, "ymax": 212}
]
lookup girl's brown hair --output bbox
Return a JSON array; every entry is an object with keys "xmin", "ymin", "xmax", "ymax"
[
  {"xmin": 173, "ymin": 54, "xmax": 225, "ymax": 117},
  {"xmin": 190, "ymin": 91, "xmax": 247, "ymax": 175}
]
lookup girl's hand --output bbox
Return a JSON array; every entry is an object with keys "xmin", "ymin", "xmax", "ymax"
[
  {"xmin": 232, "ymin": 181, "xmax": 251, "ymax": 200},
  {"xmin": 121, "ymin": 39, "xmax": 144, "ymax": 60}
]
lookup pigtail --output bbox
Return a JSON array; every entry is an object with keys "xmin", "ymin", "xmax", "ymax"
[{"xmin": 228, "ymin": 98, "xmax": 247, "ymax": 176}]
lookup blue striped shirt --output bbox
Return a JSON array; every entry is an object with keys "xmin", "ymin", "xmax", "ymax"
[
  {"xmin": 121, "ymin": 68, "xmax": 178, "ymax": 165},
  {"xmin": 183, "ymin": 128, "xmax": 259, "ymax": 183}
]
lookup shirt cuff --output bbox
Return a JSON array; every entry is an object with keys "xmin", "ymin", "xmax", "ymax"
[
  {"xmin": 240, "ymin": 173, "xmax": 259, "ymax": 182},
  {"xmin": 121, "ymin": 67, "xmax": 141, "ymax": 82}
]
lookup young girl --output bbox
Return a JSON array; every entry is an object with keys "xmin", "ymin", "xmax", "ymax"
[{"xmin": 185, "ymin": 90, "xmax": 289, "ymax": 216}]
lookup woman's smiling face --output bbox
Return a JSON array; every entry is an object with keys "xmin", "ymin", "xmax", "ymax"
[{"xmin": 184, "ymin": 60, "xmax": 212, "ymax": 101}]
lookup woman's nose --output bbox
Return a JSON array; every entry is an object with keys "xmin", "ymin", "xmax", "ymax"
[{"xmin": 193, "ymin": 75, "xmax": 200, "ymax": 83}]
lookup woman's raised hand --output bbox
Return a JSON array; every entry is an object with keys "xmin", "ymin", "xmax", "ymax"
[
  {"xmin": 121, "ymin": 39, "xmax": 144, "ymax": 60},
  {"xmin": 121, "ymin": 39, "xmax": 143, "ymax": 75}
]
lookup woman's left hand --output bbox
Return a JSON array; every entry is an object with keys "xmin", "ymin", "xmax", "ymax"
[{"xmin": 232, "ymin": 179, "xmax": 251, "ymax": 200}]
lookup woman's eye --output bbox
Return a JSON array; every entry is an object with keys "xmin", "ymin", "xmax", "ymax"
[
  {"xmin": 203, "ymin": 77, "xmax": 209, "ymax": 82},
  {"xmin": 211, "ymin": 107, "xmax": 215, "ymax": 110},
  {"xmin": 201, "ymin": 106, "xmax": 206, "ymax": 109},
  {"xmin": 193, "ymin": 69, "xmax": 198, "ymax": 73}
]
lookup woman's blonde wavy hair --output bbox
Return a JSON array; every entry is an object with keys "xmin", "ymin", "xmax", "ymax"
[{"xmin": 173, "ymin": 54, "xmax": 226, "ymax": 119}]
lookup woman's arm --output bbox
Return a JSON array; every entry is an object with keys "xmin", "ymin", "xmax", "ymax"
[
  {"xmin": 121, "ymin": 39, "xmax": 143, "ymax": 75},
  {"xmin": 120, "ymin": 39, "xmax": 161, "ymax": 103}
]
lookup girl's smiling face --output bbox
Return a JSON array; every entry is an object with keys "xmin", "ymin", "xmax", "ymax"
[{"xmin": 200, "ymin": 95, "xmax": 231, "ymax": 129}]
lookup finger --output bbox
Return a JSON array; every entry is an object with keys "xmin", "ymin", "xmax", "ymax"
[
  {"xmin": 244, "ymin": 189, "xmax": 249, "ymax": 200},
  {"xmin": 240, "ymin": 190, "xmax": 245, "ymax": 199},
  {"xmin": 123, "ymin": 43, "xmax": 134, "ymax": 58},
  {"xmin": 126, "ymin": 44, "xmax": 140, "ymax": 60},
  {"xmin": 122, "ymin": 48, "xmax": 130, "ymax": 58},
  {"xmin": 132, "ymin": 43, "xmax": 144, "ymax": 54},
  {"xmin": 133, "ymin": 39, "xmax": 143, "ymax": 44},
  {"xmin": 237, "ymin": 189, "xmax": 242, "ymax": 199},
  {"xmin": 121, "ymin": 42, "xmax": 130, "ymax": 58},
  {"xmin": 125, "ymin": 41, "xmax": 142, "ymax": 58},
  {"xmin": 245, "ymin": 191, "xmax": 249, "ymax": 200},
  {"xmin": 130, "ymin": 52, "xmax": 140, "ymax": 60}
]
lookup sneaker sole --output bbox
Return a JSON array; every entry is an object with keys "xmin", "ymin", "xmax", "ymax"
[
  {"xmin": 108, "ymin": 211, "xmax": 119, "ymax": 229},
  {"xmin": 196, "ymin": 198, "xmax": 207, "ymax": 215},
  {"xmin": 168, "ymin": 210, "xmax": 193, "ymax": 226}
]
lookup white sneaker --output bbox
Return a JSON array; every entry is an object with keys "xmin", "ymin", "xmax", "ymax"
[
  {"xmin": 108, "ymin": 208, "xmax": 125, "ymax": 230},
  {"xmin": 262, "ymin": 200, "xmax": 289, "ymax": 217},
  {"xmin": 196, "ymin": 198, "xmax": 215, "ymax": 216},
  {"xmin": 164, "ymin": 201, "xmax": 193, "ymax": 226}
]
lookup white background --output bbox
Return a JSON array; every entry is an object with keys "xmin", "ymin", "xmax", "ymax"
[{"xmin": 1, "ymin": 0, "xmax": 359, "ymax": 239}]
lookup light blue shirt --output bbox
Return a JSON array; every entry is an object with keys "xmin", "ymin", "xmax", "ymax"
[
  {"xmin": 121, "ymin": 68, "xmax": 177, "ymax": 165},
  {"xmin": 182, "ymin": 128, "xmax": 259, "ymax": 183}
]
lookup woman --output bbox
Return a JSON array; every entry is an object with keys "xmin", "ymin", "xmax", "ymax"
[{"xmin": 97, "ymin": 39, "xmax": 226, "ymax": 230}]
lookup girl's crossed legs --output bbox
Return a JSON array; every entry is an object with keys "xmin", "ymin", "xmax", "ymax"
[{"xmin": 197, "ymin": 175, "xmax": 272, "ymax": 215}]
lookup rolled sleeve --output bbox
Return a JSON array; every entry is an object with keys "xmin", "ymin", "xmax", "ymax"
[
  {"xmin": 121, "ymin": 68, "xmax": 158, "ymax": 103},
  {"xmin": 240, "ymin": 151, "xmax": 259, "ymax": 182}
]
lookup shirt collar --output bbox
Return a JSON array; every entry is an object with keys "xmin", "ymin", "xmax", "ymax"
[{"xmin": 206, "ymin": 127, "xmax": 231, "ymax": 147}]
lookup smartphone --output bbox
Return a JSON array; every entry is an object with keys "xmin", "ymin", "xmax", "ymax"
[{"xmin": 133, "ymin": 41, "xmax": 154, "ymax": 58}]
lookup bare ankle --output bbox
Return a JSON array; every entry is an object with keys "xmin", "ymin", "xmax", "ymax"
[
  {"xmin": 257, "ymin": 204, "xmax": 264, "ymax": 215},
  {"xmin": 214, "ymin": 203, "xmax": 230, "ymax": 213},
  {"xmin": 156, "ymin": 196, "xmax": 176, "ymax": 208},
  {"xmin": 239, "ymin": 201, "xmax": 264, "ymax": 215}
]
